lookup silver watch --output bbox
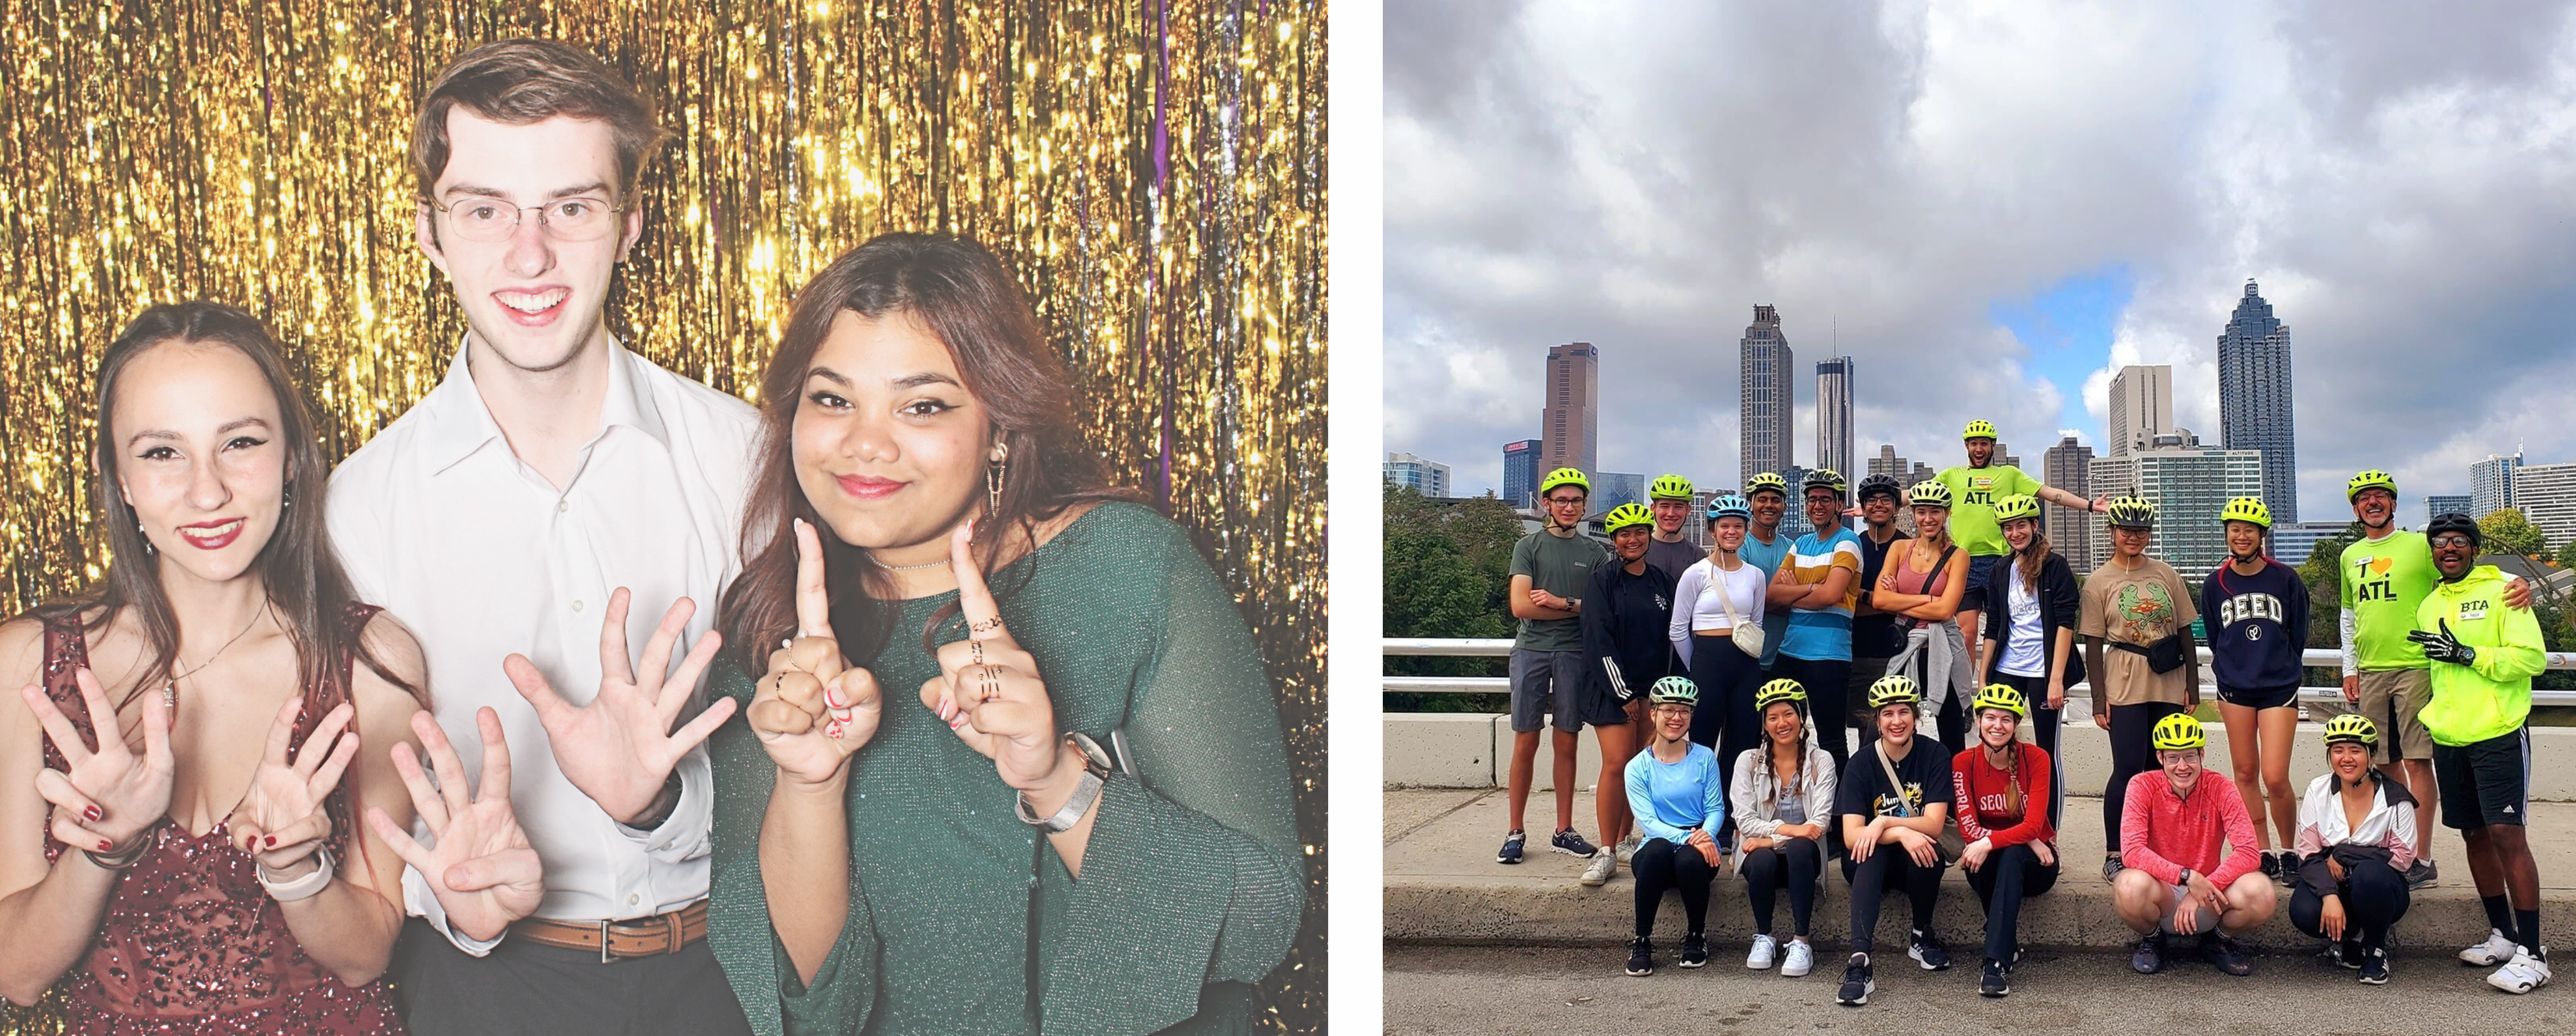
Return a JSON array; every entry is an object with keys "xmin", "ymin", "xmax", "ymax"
[{"xmin": 1017, "ymin": 731, "xmax": 1112, "ymax": 832}]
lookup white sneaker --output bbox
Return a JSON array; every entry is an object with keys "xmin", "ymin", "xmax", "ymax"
[
  {"xmin": 2463, "ymin": 928, "xmax": 2520, "ymax": 967},
  {"xmin": 1781, "ymin": 938, "xmax": 1815, "ymax": 977},
  {"xmin": 1580, "ymin": 852, "xmax": 1617, "ymax": 887},
  {"xmin": 1616, "ymin": 835, "xmax": 1641, "ymax": 863},
  {"xmin": 2488, "ymin": 947, "xmax": 2552, "ymax": 994},
  {"xmin": 1746, "ymin": 933, "xmax": 1778, "ymax": 970}
]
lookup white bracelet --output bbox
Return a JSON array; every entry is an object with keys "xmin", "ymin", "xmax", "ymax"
[{"xmin": 257, "ymin": 845, "xmax": 336, "ymax": 902}]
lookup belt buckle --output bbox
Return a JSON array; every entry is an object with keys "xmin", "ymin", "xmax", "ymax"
[{"xmin": 599, "ymin": 918, "xmax": 615, "ymax": 965}]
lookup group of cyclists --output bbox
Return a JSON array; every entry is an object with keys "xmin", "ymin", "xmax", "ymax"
[{"xmin": 1500, "ymin": 419, "xmax": 2552, "ymax": 1003}]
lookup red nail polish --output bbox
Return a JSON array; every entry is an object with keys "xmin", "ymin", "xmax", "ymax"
[
  {"xmin": 84, "ymin": 805, "xmax": 101, "ymax": 823},
  {"xmin": 265, "ymin": 835, "xmax": 277, "ymax": 848},
  {"xmin": 99, "ymin": 839, "xmax": 113, "ymax": 852}
]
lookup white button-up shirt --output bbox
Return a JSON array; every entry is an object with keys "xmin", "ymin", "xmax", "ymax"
[{"xmin": 327, "ymin": 340, "xmax": 759, "ymax": 952}]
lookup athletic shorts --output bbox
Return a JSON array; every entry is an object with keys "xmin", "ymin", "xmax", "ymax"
[
  {"xmin": 2215, "ymin": 683, "xmax": 2299, "ymax": 711},
  {"xmin": 1509, "ymin": 649, "xmax": 1590, "ymax": 734},
  {"xmin": 2155, "ymin": 881, "xmax": 2221, "ymax": 935},
  {"xmin": 2435, "ymin": 727, "xmax": 2531, "ymax": 829},
  {"xmin": 1961, "ymin": 553, "xmax": 2006, "ymax": 614},
  {"xmin": 2355, "ymin": 668, "xmax": 2435, "ymax": 763}
]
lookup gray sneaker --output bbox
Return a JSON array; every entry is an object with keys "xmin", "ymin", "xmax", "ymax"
[
  {"xmin": 2406, "ymin": 859, "xmax": 2438, "ymax": 889},
  {"xmin": 1615, "ymin": 835, "xmax": 1642, "ymax": 863},
  {"xmin": 1581, "ymin": 851, "xmax": 1618, "ymax": 887}
]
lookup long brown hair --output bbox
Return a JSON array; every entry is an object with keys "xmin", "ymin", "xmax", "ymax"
[
  {"xmin": 2011, "ymin": 522, "xmax": 2053, "ymax": 594},
  {"xmin": 720, "ymin": 233, "xmax": 1133, "ymax": 671},
  {"xmin": 28, "ymin": 301, "xmax": 423, "ymax": 718}
]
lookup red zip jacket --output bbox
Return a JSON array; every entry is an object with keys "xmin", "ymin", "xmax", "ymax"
[
  {"xmin": 1951, "ymin": 743, "xmax": 2054, "ymax": 847},
  {"xmin": 2120, "ymin": 770, "xmax": 2259, "ymax": 888}
]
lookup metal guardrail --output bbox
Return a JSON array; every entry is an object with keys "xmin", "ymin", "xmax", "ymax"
[{"xmin": 1384, "ymin": 638, "xmax": 2576, "ymax": 705}]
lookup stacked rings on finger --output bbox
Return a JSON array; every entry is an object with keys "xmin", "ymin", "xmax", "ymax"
[
  {"xmin": 972, "ymin": 616, "xmax": 1006, "ymax": 635},
  {"xmin": 977, "ymin": 664, "xmax": 1003, "ymax": 705}
]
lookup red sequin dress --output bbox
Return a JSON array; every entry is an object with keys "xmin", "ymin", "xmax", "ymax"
[{"xmin": 36, "ymin": 607, "xmax": 402, "ymax": 1035}]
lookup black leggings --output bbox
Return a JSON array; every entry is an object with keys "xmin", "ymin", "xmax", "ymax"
[
  {"xmin": 2104, "ymin": 701, "xmax": 2185, "ymax": 852},
  {"xmin": 1689, "ymin": 640, "xmax": 1762, "ymax": 837},
  {"xmin": 1776, "ymin": 655, "xmax": 1854, "ymax": 778},
  {"xmin": 2290, "ymin": 862, "xmax": 2411, "ymax": 950},
  {"xmin": 1986, "ymin": 671, "xmax": 2067, "ymax": 828},
  {"xmin": 1964, "ymin": 842, "xmax": 2060, "ymax": 963},
  {"xmin": 1740, "ymin": 837, "xmax": 1823, "ymax": 937},
  {"xmin": 1633, "ymin": 838, "xmax": 1717, "ymax": 938},
  {"xmin": 1842, "ymin": 843, "xmax": 1946, "ymax": 954}
]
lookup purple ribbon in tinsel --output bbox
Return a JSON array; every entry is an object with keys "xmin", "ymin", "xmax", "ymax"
[{"xmin": 1148, "ymin": 0, "xmax": 1175, "ymax": 507}]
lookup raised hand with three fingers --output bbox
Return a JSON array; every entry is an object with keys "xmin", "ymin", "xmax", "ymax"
[
  {"xmin": 502, "ymin": 590, "xmax": 737, "ymax": 825},
  {"xmin": 748, "ymin": 518, "xmax": 882, "ymax": 787},
  {"xmin": 22, "ymin": 668, "xmax": 174, "ymax": 860},
  {"xmin": 226, "ymin": 696, "xmax": 362, "ymax": 879},
  {"xmin": 365, "ymin": 707, "xmax": 543, "ymax": 942},
  {"xmin": 919, "ymin": 522, "xmax": 1082, "ymax": 820}
]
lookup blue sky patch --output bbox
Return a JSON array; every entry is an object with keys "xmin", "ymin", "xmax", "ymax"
[{"xmin": 1988, "ymin": 265, "xmax": 2132, "ymax": 438}]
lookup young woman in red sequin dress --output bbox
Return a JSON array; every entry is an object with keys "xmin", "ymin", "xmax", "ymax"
[{"xmin": 0, "ymin": 302, "xmax": 541, "ymax": 1034}]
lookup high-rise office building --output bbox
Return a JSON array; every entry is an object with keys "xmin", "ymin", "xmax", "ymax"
[
  {"xmin": 1541, "ymin": 342, "xmax": 1600, "ymax": 477},
  {"xmin": 1817, "ymin": 356, "xmax": 1855, "ymax": 478},
  {"xmin": 2090, "ymin": 444, "xmax": 2266, "ymax": 574},
  {"xmin": 1383, "ymin": 452, "xmax": 1451, "ymax": 498},
  {"xmin": 2471, "ymin": 452, "xmax": 2523, "ymax": 519},
  {"xmin": 2425, "ymin": 495, "xmax": 2471, "ymax": 523},
  {"xmin": 2043, "ymin": 436, "xmax": 2096, "ymax": 575},
  {"xmin": 1596, "ymin": 473, "xmax": 1647, "ymax": 515},
  {"xmin": 1501, "ymin": 439, "xmax": 1541, "ymax": 508},
  {"xmin": 2516, "ymin": 462, "xmax": 2576, "ymax": 549},
  {"xmin": 2217, "ymin": 280, "xmax": 2299, "ymax": 522},
  {"xmin": 1869, "ymin": 444, "xmax": 1906, "ymax": 479},
  {"xmin": 1740, "ymin": 306, "xmax": 1793, "ymax": 484},
  {"xmin": 2269, "ymin": 521, "xmax": 2354, "ymax": 567},
  {"xmin": 2108, "ymin": 364, "xmax": 2175, "ymax": 458}
]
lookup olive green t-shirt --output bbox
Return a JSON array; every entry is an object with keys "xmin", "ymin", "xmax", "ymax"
[
  {"xmin": 1510, "ymin": 529, "xmax": 1609, "ymax": 653},
  {"xmin": 1934, "ymin": 464, "xmax": 2042, "ymax": 557},
  {"xmin": 2079, "ymin": 556, "xmax": 2199, "ymax": 707}
]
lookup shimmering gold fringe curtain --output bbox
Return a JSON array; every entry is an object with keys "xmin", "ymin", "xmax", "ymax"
[{"xmin": 0, "ymin": 1, "xmax": 1326, "ymax": 1031}]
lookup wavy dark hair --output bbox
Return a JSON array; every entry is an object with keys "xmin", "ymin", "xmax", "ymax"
[
  {"xmin": 27, "ymin": 302, "xmax": 423, "ymax": 720},
  {"xmin": 719, "ymin": 233, "xmax": 1133, "ymax": 672}
]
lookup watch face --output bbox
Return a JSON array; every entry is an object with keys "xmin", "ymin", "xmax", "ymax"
[{"xmin": 1068, "ymin": 731, "xmax": 1114, "ymax": 772}]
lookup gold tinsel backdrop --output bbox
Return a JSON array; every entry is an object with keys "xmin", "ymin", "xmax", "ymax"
[{"xmin": 0, "ymin": 0, "xmax": 1325, "ymax": 1032}]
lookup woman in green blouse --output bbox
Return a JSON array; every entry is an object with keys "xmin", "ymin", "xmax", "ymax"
[{"xmin": 704, "ymin": 232, "xmax": 1304, "ymax": 1035}]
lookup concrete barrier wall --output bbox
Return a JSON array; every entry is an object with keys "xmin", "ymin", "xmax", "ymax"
[{"xmin": 1384, "ymin": 712, "xmax": 2576, "ymax": 801}]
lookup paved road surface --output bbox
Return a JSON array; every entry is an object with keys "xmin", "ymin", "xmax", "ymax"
[{"xmin": 1385, "ymin": 944, "xmax": 2575, "ymax": 1034}]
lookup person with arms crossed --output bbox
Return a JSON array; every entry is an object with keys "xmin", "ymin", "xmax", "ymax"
[
  {"xmin": 1730, "ymin": 678, "xmax": 1836, "ymax": 978},
  {"xmin": 1497, "ymin": 468, "xmax": 1609, "ymax": 864},
  {"xmin": 1844, "ymin": 474, "xmax": 1907, "ymax": 736},
  {"xmin": 2409, "ymin": 512, "xmax": 2552, "ymax": 994},
  {"xmin": 1871, "ymin": 480, "xmax": 1972, "ymax": 754},
  {"xmin": 1578, "ymin": 503, "xmax": 1678, "ymax": 885},
  {"xmin": 2289, "ymin": 714, "xmax": 2416, "ymax": 985},
  {"xmin": 1770, "ymin": 469, "xmax": 1863, "ymax": 779},
  {"xmin": 1624, "ymin": 677, "xmax": 1726, "ymax": 977},
  {"xmin": 326, "ymin": 40, "xmax": 758, "ymax": 1034},
  {"xmin": 2110, "ymin": 714, "xmax": 2275, "ymax": 977},
  {"xmin": 1935, "ymin": 419, "xmax": 2106, "ymax": 678},
  {"xmin": 2082, "ymin": 497, "xmax": 2200, "ymax": 884}
]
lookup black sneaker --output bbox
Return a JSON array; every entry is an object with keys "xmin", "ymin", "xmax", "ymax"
[
  {"xmin": 1837, "ymin": 953, "xmax": 1874, "ymax": 1006},
  {"xmin": 1980, "ymin": 957, "xmax": 2010, "ymax": 998},
  {"xmin": 2202, "ymin": 932, "xmax": 2253, "ymax": 977},
  {"xmin": 2131, "ymin": 934, "xmax": 2165, "ymax": 974},
  {"xmin": 2359, "ymin": 946, "xmax": 2391, "ymax": 984},
  {"xmin": 2319, "ymin": 939, "xmax": 2361, "ymax": 970},
  {"xmin": 1679, "ymin": 931, "xmax": 1708, "ymax": 969},
  {"xmin": 1551, "ymin": 828, "xmax": 1599, "ymax": 859},
  {"xmin": 1907, "ymin": 928, "xmax": 1952, "ymax": 971},
  {"xmin": 1497, "ymin": 829, "xmax": 1526, "ymax": 864},
  {"xmin": 2102, "ymin": 853, "xmax": 2124, "ymax": 884},
  {"xmin": 1626, "ymin": 936, "xmax": 1654, "ymax": 977},
  {"xmin": 2260, "ymin": 851, "xmax": 2281, "ymax": 881}
]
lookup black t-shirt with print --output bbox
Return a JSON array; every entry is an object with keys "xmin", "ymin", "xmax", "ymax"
[{"xmin": 1837, "ymin": 736, "xmax": 1950, "ymax": 822}]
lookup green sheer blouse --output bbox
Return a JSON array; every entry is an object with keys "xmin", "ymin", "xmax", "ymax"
[{"xmin": 705, "ymin": 501, "xmax": 1304, "ymax": 1035}]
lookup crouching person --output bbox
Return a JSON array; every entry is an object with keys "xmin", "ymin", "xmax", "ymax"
[
  {"xmin": 2289, "ymin": 714, "xmax": 2415, "ymax": 984},
  {"xmin": 2111, "ymin": 714, "xmax": 2277, "ymax": 976}
]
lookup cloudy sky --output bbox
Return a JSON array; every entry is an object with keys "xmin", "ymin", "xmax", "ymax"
[{"xmin": 1384, "ymin": 1, "xmax": 2576, "ymax": 521}]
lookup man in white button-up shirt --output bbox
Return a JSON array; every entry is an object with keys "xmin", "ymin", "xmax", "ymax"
[{"xmin": 327, "ymin": 41, "xmax": 759, "ymax": 1035}]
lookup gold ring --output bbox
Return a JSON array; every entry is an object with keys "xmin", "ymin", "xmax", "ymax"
[
  {"xmin": 969, "ymin": 639, "xmax": 986, "ymax": 666},
  {"xmin": 972, "ymin": 616, "xmax": 1007, "ymax": 635}
]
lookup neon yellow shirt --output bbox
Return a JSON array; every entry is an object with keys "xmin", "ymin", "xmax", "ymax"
[
  {"xmin": 2414, "ymin": 565, "xmax": 2547, "ymax": 746},
  {"xmin": 2340, "ymin": 530, "xmax": 2436, "ymax": 671},
  {"xmin": 1933, "ymin": 464, "xmax": 2040, "ymax": 557}
]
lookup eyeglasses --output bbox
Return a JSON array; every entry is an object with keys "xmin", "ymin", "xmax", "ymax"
[
  {"xmin": 427, "ymin": 194, "xmax": 627, "ymax": 243},
  {"xmin": 2431, "ymin": 533, "xmax": 2477, "ymax": 549}
]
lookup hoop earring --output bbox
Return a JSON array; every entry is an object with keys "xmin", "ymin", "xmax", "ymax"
[{"xmin": 986, "ymin": 440, "xmax": 1010, "ymax": 521}]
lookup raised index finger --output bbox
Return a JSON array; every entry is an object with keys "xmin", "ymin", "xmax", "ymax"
[
  {"xmin": 950, "ymin": 521, "xmax": 1005, "ymax": 642},
  {"xmin": 794, "ymin": 518, "xmax": 833, "ymax": 639}
]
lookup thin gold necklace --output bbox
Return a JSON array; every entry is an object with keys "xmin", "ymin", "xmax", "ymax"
[{"xmin": 164, "ymin": 597, "xmax": 272, "ymax": 715}]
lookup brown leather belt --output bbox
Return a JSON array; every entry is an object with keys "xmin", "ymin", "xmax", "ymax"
[{"xmin": 512, "ymin": 899, "xmax": 708, "ymax": 963}]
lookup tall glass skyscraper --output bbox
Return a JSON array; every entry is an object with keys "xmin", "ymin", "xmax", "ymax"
[
  {"xmin": 2217, "ymin": 280, "xmax": 2299, "ymax": 523},
  {"xmin": 1740, "ymin": 305, "xmax": 1793, "ymax": 485},
  {"xmin": 1817, "ymin": 356, "xmax": 1854, "ymax": 478},
  {"xmin": 1501, "ymin": 438, "xmax": 1541, "ymax": 508}
]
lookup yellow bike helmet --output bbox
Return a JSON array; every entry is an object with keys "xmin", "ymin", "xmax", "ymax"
[
  {"xmin": 2105, "ymin": 496, "xmax": 2157, "ymax": 530},
  {"xmin": 2217, "ymin": 497, "xmax": 2272, "ymax": 530},
  {"xmin": 2149, "ymin": 713, "xmax": 2206, "ymax": 751},
  {"xmin": 1649, "ymin": 474, "xmax": 1695, "ymax": 501},
  {"xmin": 1803, "ymin": 468, "xmax": 1847, "ymax": 496},
  {"xmin": 1647, "ymin": 675, "xmax": 1700, "ymax": 707},
  {"xmin": 1755, "ymin": 678, "xmax": 1807, "ymax": 711},
  {"xmin": 1907, "ymin": 480, "xmax": 1954, "ymax": 508},
  {"xmin": 1971, "ymin": 683, "xmax": 2029, "ymax": 719},
  {"xmin": 2322, "ymin": 713, "xmax": 2379, "ymax": 747},
  {"xmin": 1866, "ymin": 674, "xmax": 1921, "ymax": 710},
  {"xmin": 1992, "ymin": 493, "xmax": 2042, "ymax": 524},
  {"xmin": 1539, "ymin": 467, "xmax": 1590, "ymax": 497},
  {"xmin": 1603, "ymin": 503, "xmax": 1654, "ymax": 536},
  {"xmin": 1744, "ymin": 472, "xmax": 1790, "ymax": 498},
  {"xmin": 2346, "ymin": 470, "xmax": 2398, "ymax": 502},
  {"xmin": 1962, "ymin": 418, "xmax": 1999, "ymax": 442}
]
